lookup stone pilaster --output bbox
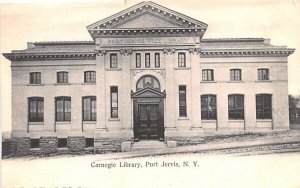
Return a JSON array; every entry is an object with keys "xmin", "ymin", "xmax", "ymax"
[
  {"xmin": 95, "ymin": 49, "xmax": 107, "ymax": 131},
  {"xmin": 120, "ymin": 49, "xmax": 133, "ymax": 131},
  {"xmin": 190, "ymin": 48, "xmax": 202, "ymax": 129},
  {"xmin": 164, "ymin": 48, "xmax": 176, "ymax": 130}
]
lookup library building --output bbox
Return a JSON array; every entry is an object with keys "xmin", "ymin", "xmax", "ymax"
[{"xmin": 3, "ymin": 1, "xmax": 295, "ymax": 155}]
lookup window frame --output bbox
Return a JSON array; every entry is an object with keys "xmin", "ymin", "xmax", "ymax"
[
  {"xmin": 29, "ymin": 72, "xmax": 41, "ymax": 84},
  {"xmin": 136, "ymin": 53, "xmax": 141, "ymax": 68},
  {"xmin": 84, "ymin": 71, "xmax": 96, "ymax": 83},
  {"xmin": 257, "ymin": 68, "xmax": 270, "ymax": 81},
  {"xmin": 82, "ymin": 96, "xmax": 97, "ymax": 121},
  {"xmin": 256, "ymin": 94, "xmax": 272, "ymax": 119},
  {"xmin": 57, "ymin": 71, "xmax": 68, "ymax": 84},
  {"xmin": 201, "ymin": 95, "xmax": 217, "ymax": 120},
  {"xmin": 179, "ymin": 85, "xmax": 187, "ymax": 117},
  {"xmin": 28, "ymin": 97, "xmax": 44, "ymax": 122},
  {"xmin": 178, "ymin": 52, "xmax": 186, "ymax": 67},
  {"xmin": 230, "ymin": 69, "xmax": 242, "ymax": 81},
  {"xmin": 55, "ymin": 96, "xmax": 71, "ymax": 122},
  {"xmin": 145, "ymin": 53, "xmax": 150, "ymax": 68},
  {"xmin": 155, "ymin": 53, "xmax": 160, "ymax": 68},
  {"xmin": 228, "ymin": 94, "xmax": 244, "ymax": 120},
  {"xmin": 110, "ymin": 86, "xmax": 118, "ymax": 118},
  {"xmin": 202, "ymin": 69, "xmax": 214, "ymax": 81},
  {"xmin": 110, "ymin": 53, "xmax": 118, "ymax": 68}
]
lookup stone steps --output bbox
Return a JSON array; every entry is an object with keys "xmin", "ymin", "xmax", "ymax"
[{"xmin": 131, "ymin": 141, "xmax": 167, "ymax": 151}]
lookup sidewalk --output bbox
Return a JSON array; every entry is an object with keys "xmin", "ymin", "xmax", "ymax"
[{"xmin": 93, "ymin": 130, "xmax": 300, "ymax": 161}]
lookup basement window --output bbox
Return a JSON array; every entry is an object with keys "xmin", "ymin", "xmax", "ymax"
[
  {"xmin": 58, "ymin": 138, "xmax": 68, "ymax": 148},
  {"xmin": 30, "ymin": 139, "xmax": 40, "ymax": 148},
  {"xmin": 86, "ymin": 138, "xmax": 94, "ymax": 148}
]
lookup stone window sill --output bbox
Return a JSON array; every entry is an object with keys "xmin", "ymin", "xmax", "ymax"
[
  {"xmin": 174, "ymin": 67, "xmax": 191, "ymax": 70},
  {"xmin": 228, "ymin": 120, "xmax": 245, "ymax": 122},
  {"xmin": 257, "ymin": 119, "xmax": 272, "ymax": 122},
  {"xmin": 83, "ymin": 121, "xmax": 96, "ymax": 124},
  {"xmin": 56, "ymin": 121, "xmax": 71, "ymax": 124},
  {"xmin": 109, "ymin": 118, "xmax": 120, "ymax": 121},
  {"xmin": 201, "ymin": 81, "xmax": 216, "ymax": 83},
  {"xmin": 54, "ymin": 83, "xmax": 71, "ymax": 85},
  {"xmin": 178, "ymin": 117, "xmax": 189, "ymax": 120},
  {"xmin": 201, "ymin": 120, "xmax": 217, "ymax": 123},
  {"xmin": 82, "ymin": 82, "xmax": 96, "ymax": 85},
  {"xmin": 27, "ymin": 84, "xmax": 44, "ymax": 86},
  {"xmin": 255, "ymin": 80, "xmax": 272, "ymax": 83},
  {"xmin": 227, "ymin": 81, "xmax": 244, "ymax": 83},
  {"xmin": 29, "ymin": 122, "xmax": 44, "ymax": 125},
  {"xmin": 105, "ymin": 68, "xmax": 122, "ymax": 71}
]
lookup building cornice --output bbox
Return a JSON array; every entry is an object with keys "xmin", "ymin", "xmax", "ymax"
[
  {"xmin": 200, "ymin": 49, "xmax": 295, "ymax": 57},
  {"xmin": 3, "ymin": 52, "xmax": 96, "ymax": 61}
]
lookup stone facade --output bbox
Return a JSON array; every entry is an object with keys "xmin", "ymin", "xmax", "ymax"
[{"xmin": 3, "ymin": 1, "xmax": 295, "ymax": 156}]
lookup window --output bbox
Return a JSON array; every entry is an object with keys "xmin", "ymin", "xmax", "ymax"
[
  {"xmin": 256, "ymin": 94, "xmax": 272, "ymax": 119},
  {"xmin": 136, "ymin": 53, "xmax": 141, "ymax": 68},
  {"xmin": 86, "ymin": 138, "xmax": 94, "ymax": 147},
  {"xmin": 111, "ymin": 86, "xmax": 118, "ymax": 118},
  {"xmin": 201, "ymin": 95, "xmax": 217, "ymax": 120},
  {"xmin": 110, "ymin": 54, "xmax": 118, "ymax": 68},
  {"xmin": 84, "ymin": 71, "xmax": 96, "ymax": 83},
  {"xmin": 258, "ymin": 69, "xmax": 269, "ymax": 80},
  {"xmin": 202, "ymin": 69, "xmax": 214, "ymax": 81},
  {"xmin": 82, "ymin": 96, "xmax": 96, "ymax": 121},
  {"xmin": 178, "ymin": 53, "xmax": 186, "ymax": 67},
  {"xmin": 58, "ymin": 138, "xmax": 67, "ymax": 148},
  {"xmin": 145, "ymin": 53, "xmax": 150, "ymax": 68},
  {"xmin": 57, "ymin": 71, "xmax": 68, "ymax": 83},
  {"xmin": 30, "ymin": 139, "xmax": 40, "ymax": 148},
  {"xmin": 179, "ymin": 86, "xmax": 187, "ymax": 117},
  {"xmin": 155, "ymin": 53, "xmax": 160, "ymax": 68},
  {"xmin": 136, "ymin": 75, "xmax": 160, "ymax": 91},
  {"xmin": 55, "ymin": 97, "xmax": 71, "ymax": 122},
  {"xmin": 29, "ymin": 72, "xmax": 41, "ymax": 84},
  {"xmin": 230, "ymin": 69, "xmax": 242, "ymax": 81},
  {"xmin": 28, "ymin": 97, "xmax": 44, "ymax": 122},
  {"xmin": 228, "ymin": 94, "xmax": 244, "ymax": 119}
]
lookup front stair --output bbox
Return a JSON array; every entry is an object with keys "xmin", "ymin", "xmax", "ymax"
[{"xmin": 130, "ymin": 141, "xmax": 167, "ymax": 151}]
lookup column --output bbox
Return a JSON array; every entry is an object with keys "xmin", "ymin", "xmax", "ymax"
[
  {"xmin": 120, "ymin": 49, "xmax": 132, "ymax": 130},
  {"xmin": 95, "ymin": 49, "xmax": 107, "ymax": 131},
  {"xmin": 190, "ymin": 48, "xmax": 201, "ymax": 129},
  {"xmin": 164, "ymin": 48, "xmax": 176, "ymax": 130}
]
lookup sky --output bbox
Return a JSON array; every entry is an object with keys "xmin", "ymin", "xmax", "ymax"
[{"xmin": 0, "ymin": 0, "xmax": 300, "ymax": 132}]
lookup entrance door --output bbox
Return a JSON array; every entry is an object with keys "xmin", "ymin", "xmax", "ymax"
[{"xmin": 138, "ymin": 104, "xmax": 159, "ymax": 140}]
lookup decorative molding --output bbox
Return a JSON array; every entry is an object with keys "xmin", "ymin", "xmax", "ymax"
[
  {"xmin": 3, "ymin": 52, "xmax": 96, "ymax": 61},
  {"xmin": 153, "ymin": 69, "xmax": 166, "ymax": 78},
  {"xmin": 95, "ymin": 49, "xmax": 106, "ymax": 56},
  {"xmin": 189, "ymin": 48, "xmax": 201, "ymax": 54},
  {"xmin": 120, "ymin": 49, "xmax": 133, "ymax": 55},
  {"xmin": 163, "ymin": 48, "xmax": 176, "ymax": 54},
  {"xmin": 130, "ymin": 69, "xmax": 144, "ymax": 78},
  {"xmin": 200, "ymin": 49, "xmax": 295, "ymax": 57}
]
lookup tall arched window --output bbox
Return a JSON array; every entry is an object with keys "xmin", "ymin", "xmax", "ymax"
[{"xmin": 136, "ymin": 75, "xmax": 160, "ymax": 91}]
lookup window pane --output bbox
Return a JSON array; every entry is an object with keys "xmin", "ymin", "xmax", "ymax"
[
  {"xmin": 178, "ymin": 53, "xmax": 186, "ymax": 67},
  {"xmin": 136, "ymin": 53, "xmax": 141, "ymax": 68},
  {"xmin": 111, "ymin": 87, "xmax": 118, "ymax": 118},
  {"xmin": 179, "ymin": 86, "xmax": 186, "ymax": 117},
  {"xmin": 145, "ymin": 53, "xmax": 150, "ymax": 68},
  {"xmin": 110, "ymin": 54, "xmax": 118, "ymax": 68},
  {"xmin": 155, "ymin": 53, "xmax": 160, "ymax": 67}
]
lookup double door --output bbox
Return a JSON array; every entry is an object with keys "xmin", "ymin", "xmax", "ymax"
[{"xmin": 138, "ymin": 104, "xmax": 160, "ymax": 140}]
